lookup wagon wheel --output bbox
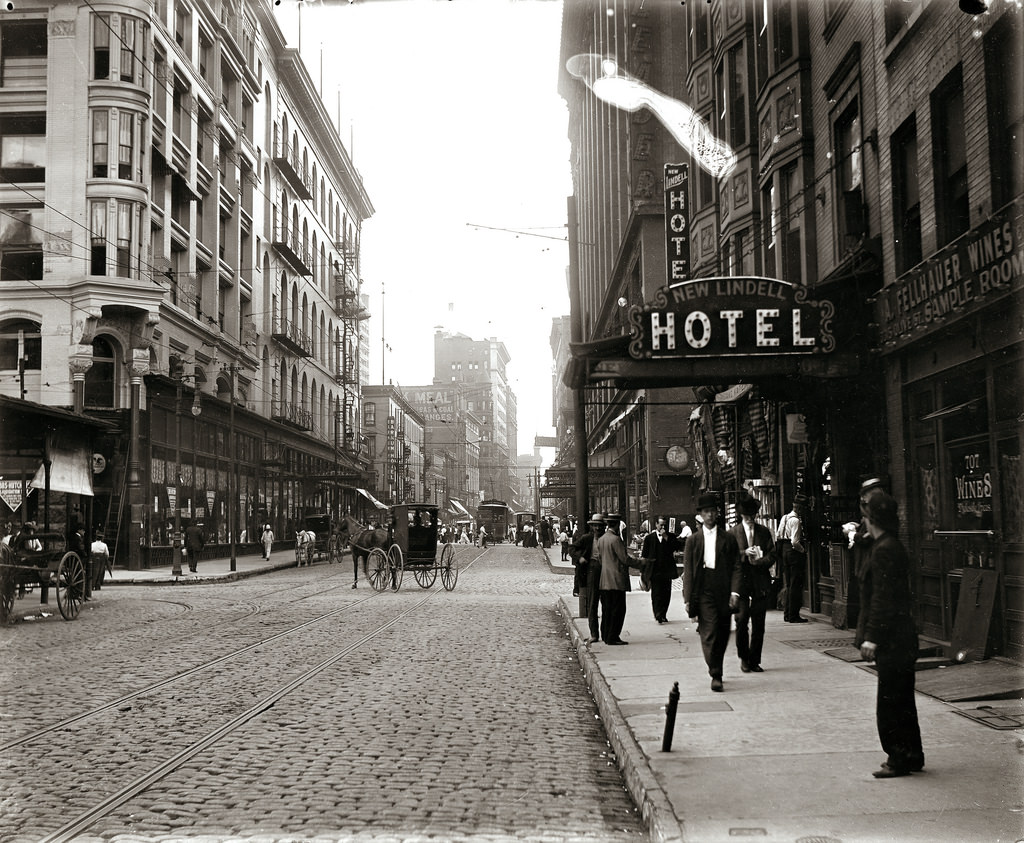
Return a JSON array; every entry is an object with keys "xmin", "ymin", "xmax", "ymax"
[
  {"xmin": 367, "ymin": 549, "xmax": 390, "ymax": 592},
  {"xmin": 440, "ymin": 543, "xmax": 459, "ymax": 591},
  {"xmin": 388, "ymin": 544, "xmax": 404, "ymax": 592},
  {"xmin": 56, "ymin": 552, "xmax": 86, "ymax": 620},
  {"xmin": 414, "ymin": 563, "xmax": 437, "ymax": 589}
]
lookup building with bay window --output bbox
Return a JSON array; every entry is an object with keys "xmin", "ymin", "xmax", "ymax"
[{"xmin": 0, "ymin": 0, "xmax": 373, "ymax": 567}]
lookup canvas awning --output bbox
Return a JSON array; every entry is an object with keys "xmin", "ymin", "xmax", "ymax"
[
  {"xmin": 355, "ymin": 487, "xmax": 388, "ymax": 510},
  {"xmin": 449, "ymin": 498, "xmax": 472, "ymax": 517},
  {"xmin": 29, "ymin": 434, "xmax": 93, "ymax": 497}
]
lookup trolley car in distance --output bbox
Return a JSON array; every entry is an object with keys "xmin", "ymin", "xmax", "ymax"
[
  {"xmin": 476, "ymin": 499, "xmax": 510, "ymax": 544},
  {"xmin": 513, "ymin": 511, "xmax": 537, "ymax": 545}
]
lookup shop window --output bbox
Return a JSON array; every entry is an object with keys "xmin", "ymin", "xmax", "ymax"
[
  {"xmin": 985, "ymin": 16, "xmax": 1023, "ymax": 211},
  {"xmin": 931, "ymin": 67, "xmax": 969, "ymax": 247},
  {"xmin": 0, "ymin": 207, "xmax": 43, "ymax": 281},
  {"xmin": 84, "ymin": 336, "xmax": 117, "ymax": 409},
  {"xmin": 1, "ymin": 20, "xmax": 47, "ymax": 87},
  {"xmin": 891, "ymin": 114, "xmax": 922, "ymax": 275},
  {"xmin": 1, "ymin": 114, "xmax": 45, "ymax": 182},
  {"xmin": 0, "ymin": 319, "xmax": 41, "ymax": 370},
  {"xmin": 997, "ymin": 437, "xmax": 1022, "ymax": 543}
]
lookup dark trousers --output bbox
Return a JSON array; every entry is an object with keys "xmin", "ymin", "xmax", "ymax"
[
  {"xmin": 650, "ymin": 574, "xmax": 673, "ymax": 620},
  {"xmin": 783, "ymin": 552, "xmax": 806, "ymax": 620},
  {"xmin": 586, "ymin": 579, "xmax": 600, "ymax": 640},
  {"xmin": 696, "ymin": 588, "xmax": 732, "ymax": 678},
  {"xmin": 599, "ymin": 589, "xmax": 627, "ymax": 643},
  {"xmin": 735, "ymin": 593, "xmax": 768, "ymax": 666},
  {"xmin": 875, "ymin": 646, "xmax": 925, "ymax": 771}
]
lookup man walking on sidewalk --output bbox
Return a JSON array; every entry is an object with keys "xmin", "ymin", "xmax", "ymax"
[
  {"xmin": 184, "ymin": 521, "xmax": 205, "ymax": 574},
  {"xmin": 682, "ymin": 492, "xmax": 742, "ymax": 691},
  {"xmin": 596, "ymin": 514, "xmax": 631, "ymax": 645},
  {"xmin": 571, "ymin": 514, "xmax": 605, "ymax": 643},
  {"xmin": 641, "ymin": 516, "xmax": 681, "ymax": 623},
  {"xmin": 730, "ymin": 495, "xmax": 776, "ymax": 673}
]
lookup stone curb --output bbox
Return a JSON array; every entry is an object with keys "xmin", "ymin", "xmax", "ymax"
[
  {"xmin": 102, "ymin": 560, "xmax": 299, "ymax": 586},
  {"xmin": 556, "ymin": 596, "xmax": 685, "ymax": 843}
]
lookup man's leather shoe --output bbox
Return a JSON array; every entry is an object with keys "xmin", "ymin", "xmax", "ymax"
[
  {"xmin": 750, "ymin": 664, "xmax": 764, "ymax": 672},
  {"xmin": 789, "ymin": 617, "xmax": 809, "ymax": 623},
  {"xmin": 872, "ymin": 764, "xmax": 911, "ymax": 778},
  {"xmin": 740, "ymin": 661, "xmax": 752, "ymax": 673},
  {"xmin": 609, "ymin": 639, "xmax": 629, "ymax": 645},
  {"xmin": 710, "ymin": 678, "xmax": 724, "ymax": 692}
]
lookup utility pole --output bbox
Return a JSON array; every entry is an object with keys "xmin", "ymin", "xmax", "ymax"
[{"xmin": 228, "ymin": 362, "xmax": 237, "ymax": 573}]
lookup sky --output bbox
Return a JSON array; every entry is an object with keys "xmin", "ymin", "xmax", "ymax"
[{"xmin": 276, "ymin": 0, "xmax": 573, "ymax": 460}]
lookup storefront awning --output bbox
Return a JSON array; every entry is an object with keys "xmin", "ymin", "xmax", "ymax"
[
  {"xmin": 29, "ymin": 434, "xmax": 93, "ymax": 497},
  {"xmin": 449, "ymin": 498, "xmax": 472, "ymax": 517},
  {"xmin": 355, "ymin": 488, "xmax": 388, "ymax": 510}
]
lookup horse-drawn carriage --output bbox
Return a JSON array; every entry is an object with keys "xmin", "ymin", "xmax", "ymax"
[
  {"xmin": 295, "ymin": 513, "xmax": 343, "ymax": 566},
  {"xmin": 0, "ymin": 532, "xmax": 88, "ymax": 624},
  {"xmin": 344, "ymin": 503, "xmax": 458, "ymax": 592}
]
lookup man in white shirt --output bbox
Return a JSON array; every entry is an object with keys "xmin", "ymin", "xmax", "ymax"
[
  {"xmin": 777, "ymin": 494, "xmax": 809, "ymax": 623},
  {"xmin": 682, "ymin": 492, "xmax": 742, "ymax": 692}
]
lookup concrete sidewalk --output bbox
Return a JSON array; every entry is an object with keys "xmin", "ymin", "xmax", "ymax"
[
  {"xmin": 546, "ymin": 549, "xmax": 1024, "ymax": 843},
  {"xmin": 103, "ymin": 546, "xmax": 317, "ymax": 584}
]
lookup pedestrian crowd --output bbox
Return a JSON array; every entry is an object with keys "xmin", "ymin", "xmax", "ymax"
[{"xmin": 568, "ymin": 478, "xmax": 924, "ymax": 779}]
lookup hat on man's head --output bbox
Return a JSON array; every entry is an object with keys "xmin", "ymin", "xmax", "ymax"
[
  {"xmin": 23, "ymin": 521, "xmax": 37, "ymax": 530},
  {"xmin": 793, "ymin": 493, "xmax": 808, "ymax": 506},
  {"xmin": 737, "ymin": 495, "xmax": 762, "ymax": 516},
  {"xmin": 587, "ymin": 514, "xmax": 605, "ymax": 526},
  {"xmin": 696, "ymin": 492, "xmax": 720, "ymax": 511},
  {"xmin": 860, "ymin": 477, "xmax": 887, "ymax": 496},
  {"xmin": 864, "ymin": 491, "xmax": 900, "ymax": 533}
]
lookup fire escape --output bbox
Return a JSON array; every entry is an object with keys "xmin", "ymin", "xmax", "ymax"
[{"xmin": 334, "ymin": 237, "xmax": 369, "ymax": 458}]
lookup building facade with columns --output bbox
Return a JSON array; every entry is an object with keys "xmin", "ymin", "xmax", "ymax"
[{"xmin": 0, "ymin": 0, "xmax": 373, "ymax": 566}]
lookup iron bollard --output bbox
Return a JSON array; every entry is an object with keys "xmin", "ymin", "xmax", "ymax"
[{"xmin": 662, "ymin": 681, "xmax": 680, "ymax": 752}]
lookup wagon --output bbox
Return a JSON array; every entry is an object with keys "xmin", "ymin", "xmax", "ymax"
[
  {"xmin": 0, "ymin": 532, "xmax": 88, "ymax": 624},
  {"xmin": 366, "ymin": 503, "xmax": 458, "ymax": 592},
  {"xmin": 295, "ymin": 513, "xmax": 343, "ymax": 566}
]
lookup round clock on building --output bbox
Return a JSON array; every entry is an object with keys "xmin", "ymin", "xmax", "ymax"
[{"xmin": 665, "ymin": 445, "xmax": 690, "ymax": 471}]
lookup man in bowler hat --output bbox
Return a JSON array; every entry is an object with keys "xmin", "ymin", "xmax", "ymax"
[
  {"xmin": 571, "ymin": 514, "xmax": 606, "ymax": 644},
  {"xmin": 682, "ymin": 492, "xmax": 742, "ymax": 691},
  {"xmin": 641, "ymin": 516, "xmax": 681, "ymax": 623},
  {"xmin": 730, "ymin": 495, "xmax": 776, "ymax": 673}
]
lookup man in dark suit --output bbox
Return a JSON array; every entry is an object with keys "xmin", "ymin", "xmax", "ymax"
[
  {"xmin": 571, "ymin": 514, "xmax": 605, "ymax": 644},
  {"xmin": 682, "ymin": 492, "xmax": 742, "ymax": 692},
  {"xmin": 641, "ymin": 516, "xmax": 681, "ymax": 624},
  {"xmin": 184, "ymin": 521, "xmax": 206, "ymax": 574},
  {"xmin": 730, "ymin": 495, "xmax": 776, "ymax": 673},
  {"xmin": 855, "ymin": 491, "xmax": 924, "ymax": 779}
]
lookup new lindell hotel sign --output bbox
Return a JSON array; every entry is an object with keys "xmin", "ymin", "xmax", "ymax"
[{"xmin": 628, "ymin": 164, "xmax": 836, "ymax": 361}]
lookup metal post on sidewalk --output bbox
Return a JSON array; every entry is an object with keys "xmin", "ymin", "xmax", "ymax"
[{"xmin": 662, "ymin": 681, "xmax": 680, "ymax": 752}]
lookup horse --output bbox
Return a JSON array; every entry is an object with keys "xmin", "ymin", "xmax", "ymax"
[{"xmin": 338, "ymin": 514, "xmax": 389, "ymax": 588}]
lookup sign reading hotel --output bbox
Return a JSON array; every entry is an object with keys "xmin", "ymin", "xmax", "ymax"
[
  {"xmin": 875, "ymin": 201, "xmax": 1023, "ymax": 352},
  {"xmin": 665, "ymin": 164, "xmax": 689, "ymax": 282},
  {"xmin": 628, "ymin": 276, "xmax": 835, "ymax": 359}
]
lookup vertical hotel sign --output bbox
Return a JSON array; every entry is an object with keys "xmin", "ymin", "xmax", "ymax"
[{"xmin": 665, "ymin": 164, "xmax": 689, "ymax": 282}]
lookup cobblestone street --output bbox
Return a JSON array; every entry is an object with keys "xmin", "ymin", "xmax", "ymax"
[{"xmin": 0, "ymin": 545, "xmax": 646, "ymax": 842}]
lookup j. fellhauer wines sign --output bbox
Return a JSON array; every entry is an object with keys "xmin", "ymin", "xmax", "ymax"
[{"xmin": 628, "ymin": 276, "xmax": 836, "ymax": 359}]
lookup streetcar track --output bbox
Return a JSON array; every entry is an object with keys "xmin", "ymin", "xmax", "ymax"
[
  {"xmin": 39, "ymin": 590, "xmax": 441, "ymax": 843},
  {"xmin": 1, "ymin": 549, "xmax": 482, "ymax": 754}
]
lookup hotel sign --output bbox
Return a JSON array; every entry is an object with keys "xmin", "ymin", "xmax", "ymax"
[
  {"xmin": 875, "ymin": 201, "xmax": 1023, "ymax": 353},
  {"xmin": 628, "ymin": 276, "xmax": 836, "ymax": 359}
]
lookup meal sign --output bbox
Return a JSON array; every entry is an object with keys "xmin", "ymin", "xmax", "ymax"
[{"xmin": 628, "ymin": 276, "xmax": 836, "ymax": 359}]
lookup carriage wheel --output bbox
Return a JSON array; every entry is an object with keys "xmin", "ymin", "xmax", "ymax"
[
  {"xmin": 388, "ymin": 544, "xmax": 404, "ymax": 592},
  {"xmin": 367, "ymin": 549, "xmax": 390, "ymax": 592},
  {"xmin": 440, "ymin": 543, "xmax": 459, "ymax": 591},
  {"xmin": 56, "ymin": 552, "xmax": 86, "ymax": 620},
  {"xmin": 414, "ymin": 564, "xmax": 437, "ymax": 589}
]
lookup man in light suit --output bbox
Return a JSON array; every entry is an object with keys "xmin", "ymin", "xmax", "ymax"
[
  {"xmin": 682, "ymin": 492, "xmax": 742, "ymax": 692},
  {"xmin": 730, "ymin": 494, "xmax": 776, "ymax": 674}
]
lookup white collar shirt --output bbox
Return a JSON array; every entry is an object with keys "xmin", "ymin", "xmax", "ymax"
[{"xmin": 702, "ymin": 524, "xmax": 717, "ymax": 568}]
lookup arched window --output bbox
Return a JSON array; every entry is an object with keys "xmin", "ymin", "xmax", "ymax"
[
  {"xmin": 84, "ymin": 335, "xmax": 117, "ymax": 408},
  {"xmin": 264, "ymin": 82, "xmax": 273, "ymax": 150}
]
